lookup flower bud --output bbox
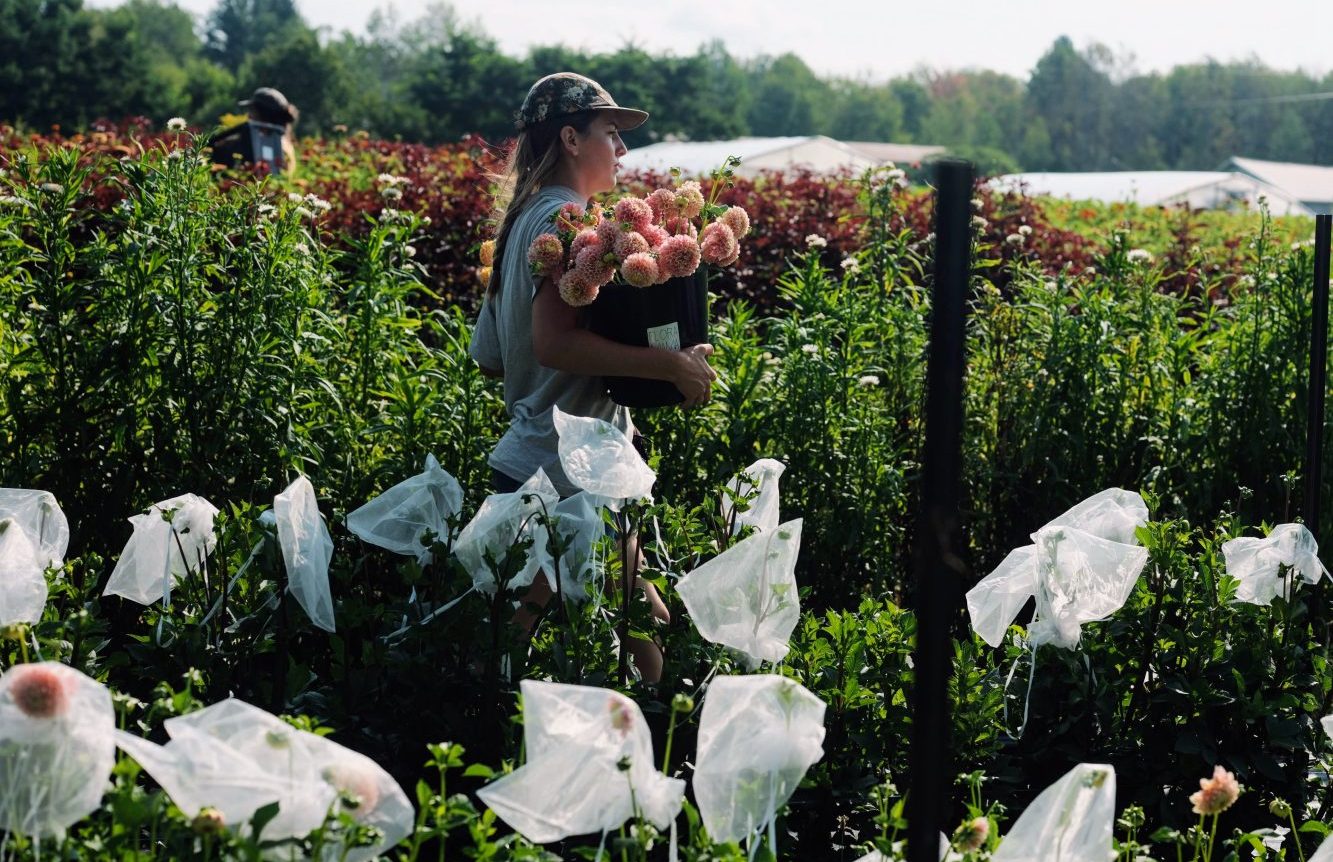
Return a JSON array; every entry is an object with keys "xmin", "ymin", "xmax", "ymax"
[
  {"xmin": 1269, "ymin": 798, "xmax": 1292, "ymax": 818},
  {"xmin": 671, "ymin": 693, "xmax": 694, "ymax": 713},
  {"xmin": 191, "ymin": 807, "xmax": 226, "ymax": 836}
]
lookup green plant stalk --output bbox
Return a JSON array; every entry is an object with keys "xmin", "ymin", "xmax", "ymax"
[
  {"xmin": 661, "ymin": 706, "xmax": 679, "ymax": 775},
  {"xmin": 1287, "ymin": 807, "xmax": 1305, "ymax": 862}
]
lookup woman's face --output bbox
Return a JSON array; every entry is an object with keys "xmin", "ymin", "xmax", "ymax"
[{"xmin": 565, "ymin": 114, "xmax": 627, "ymax": 196}]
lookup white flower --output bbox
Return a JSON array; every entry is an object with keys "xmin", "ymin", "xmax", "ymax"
[
  {"xmin": 403, "ymin": 245, "xmax": 417, "ymax": 257},
  {"xmin": 804, "ymin": 234, "xmax": 827, "ymax": 249},
  {"xmin": 294, "ymin": 206, "xmax": 314, "ymax": 219},
  {"xmin": 885, "ymin": 168, "xmax": 905, "ymax": 181},
  {"xmin": 971, "ymin": 216, "xmax": 987, "ymax": 230},
  {"xmin": 800, "ymin": 343, "xmax": 819, "ymax": 355},
  {"xmin": 381, "ymin": 186, "xmax": 402, "ymax": 200},
  {"xmin": 377, "ymin": 173, "xmax": 407, "ymax": 186},
  {"xmin": 1126, "ymin": 248, "xmax": 1153, "ymax": 264},
  {"xmin": 293, "ymin": 242, "xmax": 311, "ymax": 256},
  {"xmin": 925, "ymin": 232, "xmax": 936, "ymax": 243},
  {"xmin": 970, "ymin": 198, "xmax": 983, "ymax": 210},
  {"xmin": 380, "ymin": 207, "xmax": 403, "ymax": 222},
  {"xmin": 1018, "ymin": 224, "xmax": 1032, "ymax": 236},
  {"xmin": 1084, "ymin": 266, "xmax": 1097, "ymax": 276},
  {"xmin": 857, "ymin": 374, "xmax": 879, "ymax": 387},
  {"xmin": 1044, "ymin": 280, "xmax": 1058, "ymax": 291},
  {"xmin": 422, "ymin": 215, "xmax": 432, "ymax": 225},
  {"xmin": 39, "ymin": 182, "xmax": 64, "ymax": 194},
  {"xmin": 303, "ymin": 194, "xmax": 331, "ymax": 212},
  {"xmin": 257, "ymin": 203, "xmax": 276, "ymax": 216},
  {"xmin": 287, "ymin": 192, "xmax": 303, "ymax": 203},
  {"xmin": 1005, "ymin": 233, "xmax": 1024, "ymax": 246},
  {"xmin": 840, "ymin": 257, "xmax": 861, "ymax": 274},
  {"xmin": 167, "ymin": 117, "xmax": 187, "ymax": 131},
  {"xmin": 167, "ymin": 149, "xmax": 183, "ymax": 161}
]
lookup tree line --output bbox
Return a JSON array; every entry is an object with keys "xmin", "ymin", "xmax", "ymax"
[{"xmin": 5, "ymin": 0, "xmax": 1333, "ymax": 172}]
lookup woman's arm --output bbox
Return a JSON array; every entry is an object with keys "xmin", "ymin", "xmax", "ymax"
[{"xmin": 531, "ymin": 279, "xmax": 716, "ymax": 406}]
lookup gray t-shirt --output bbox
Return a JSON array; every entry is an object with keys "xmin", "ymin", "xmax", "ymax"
[{"xmin": 470, "ymin": 185, "xmax": 633, "ymax": 497}]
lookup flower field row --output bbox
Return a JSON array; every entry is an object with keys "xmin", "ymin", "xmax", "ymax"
[{"xmin": 2, "ymin": 124, "xmax": 1333, "ymax": 859}]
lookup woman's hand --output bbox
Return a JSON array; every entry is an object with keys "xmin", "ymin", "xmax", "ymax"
[{"xmin": 671, "ymin": 343, "xmax": 717, "ymax": 408}]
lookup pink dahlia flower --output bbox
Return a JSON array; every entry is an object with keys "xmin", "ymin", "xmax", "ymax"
[
  {"xmin": 675, "ymin": 181, "xmax": 705, "ymax": 219},
  {"xmin": 613, "ymin": 197, "xmax": 653, "ymax": 234},
  {"xmin": 554, "ymin": 202, "xmax": 587, "ymax": 234},
  {"xmin": 595, "ymin": 216, "xmax": 621, "ymax": 247},
  {"xmin": 647, "ymin": 188, "xmax": 677, "ymax": 222},
  {"xmin": 558, "ymin": 270, "xmax": 598, "ymax": 307},
  {"xmin": 575, "ymin": 246, "xmax": 615, "ymax": 286},
  {"xmin": 664, "ymin": 216, "xmax": 698, "ymax": 239},
  {"xmin": 527, "ymin": 233, "xmax": 566, "ymax": 278},
  {"xmin": 721, "ymin": 205, "xmax": 751, "ymax": 239},
  {"xmin": 658, "ymin": 234, "xmax": 701, "ymax": 279},
  {"xmin": 570, "ymin": 228, "xmax": 603, "ymax": 261},
  {"xmin": 700, "ymin": 222, "xmax": 738, "ymax": 265},
  {"xmin": 641, "ymin": 224, "xmax": 670, "ymax": 249},
  {"xmin": 621, "ymin": 252, "xmax": 659, "ymax": 287},
  {"xmin": 614, "ymin": 231, "xmax": 650, "ymax": 261},
  {"xmin": 1190, "ymin": 765, "xmax": 1240, "ymax": 815},
  {"xmin": 9, "ymin": 664, "xmax": 69, "ymax": 719}
]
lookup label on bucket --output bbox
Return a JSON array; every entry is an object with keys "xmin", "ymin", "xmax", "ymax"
[{"xmin": 646, "ymin": 322, "xmax": 681, "ymax": 351}]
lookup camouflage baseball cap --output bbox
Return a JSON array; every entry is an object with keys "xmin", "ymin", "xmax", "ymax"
[{"xmin": 516, "ymin": 72, "xmax": 648, "ymax": 132}]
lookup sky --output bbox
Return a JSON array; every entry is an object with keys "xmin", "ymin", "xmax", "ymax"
[{"xmin": 91, "ymin": 0, "xmax": 1333, "ymax": 82}]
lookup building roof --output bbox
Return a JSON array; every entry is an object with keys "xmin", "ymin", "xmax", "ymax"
[
  {"xmin": 1226, "ymin": 156, "xmax": 1333, "ymax": 208},
  {"xmin": 989, "ymin": 170, "xmax": 1311, "ymax": 216},
  {"xmin": 620, "ymin": 135, "xmax": 880, "ymax": 178},
  {"xmin": 842, "ymin": 141, "xmax": 947, "ymax": 166}
]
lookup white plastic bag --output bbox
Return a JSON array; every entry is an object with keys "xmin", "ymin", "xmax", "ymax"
[
  {"xmin": 274, "ymin": 476, "xmax": 336, "ymax": 633},
  {"xmin": 454, "ymin": 469, "xmax": 559, "ymax": 595},
  {"xmin": 552, "ymin": 405, "xmax": 654, "ymax": 508},
  {"xmin": 346, "ymin": 454, "xmax": 463, "ymax": 565},
  {"xmin": 0, "ymin": 520, "xmax": 46, "ymax": 625},
  {"xmin": 1222, "ymin": 523, "xmax": 1328, "ymax": 606},
  {"xmin": 966, "ymin": 489, "xmax": 1149, "ymax": 649},
  {"xmin": 104, "ymin": 493, "xmax": 219, "ymax": 606},
  {"xmin": 477, "ymin": 680, "xmax": 684, "ymax": 843},
  {"xmin": 721, "ymin": 458, "xmax": 785, "ymax": 535},
  {"xmin": 531, "ymin": 491, "xmax": 603, "ymax": 602},
  {"xmin": 115, "ymin": 697, "xmax": 412, "ymax": 861},
  {"xmin": 676, "ymin": 519, "xmax": 803, "ymax": 669},
  {"xmin": 1311, "ymin": 831, "xmax": 1333, "ymax": 862},
  {"xmin": 0, "ymin": 488, "xmax": 69, "ymax": 568},
  {"xmin": 693, "ymin": 674, "xmax": 826, "ymax": 846},
  {"xmin": 0, "ymin": 662, "xmax": 115, "ymax": 838},
  {"xmin": 991, "ymin": 763, "xmax": 1115, "ymax": 862}
]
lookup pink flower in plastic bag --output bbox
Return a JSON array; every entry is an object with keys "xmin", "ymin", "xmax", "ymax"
[
  {"xmin": 324, "ymin": 762, "xmax": 383, "ymax": 817},
  {"xmin": 527, "ymin": 233, "xmax": 565, "ymax": 277},
  {"xmin": 658, "ymin": 234, "xmax": 701, "ymax": 279},
  {"xmin": 612, "ymin": 197, "xmax": 652, "ymax": 234},
  {"xmin": 608, "ymin": 695, "xmax": 635, "ymax": 738},
  {"xmin": 1190, "ymin": 765, "xmax": 1240, "ymax": 815},
  {"xmin": 721, "ymin": 205, "xmax": 751, "ymax": 239},
  {"xmin": 621, "ymin": 252, "xmax": 659, "ymax": 287},
  {"xmin": 9, "ymin": 664, "xmax": 68, "ymax": 718}
]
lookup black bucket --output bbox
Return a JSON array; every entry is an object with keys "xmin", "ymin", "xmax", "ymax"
[{"xmin": 588, "ymin": 268, "xmax": 709, "ymax": 408}]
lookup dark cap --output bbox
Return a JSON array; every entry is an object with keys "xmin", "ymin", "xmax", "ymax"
[
  {"xmin": 239, "ymin": 87, "xmax": 298, "ymax": 125},
  {"xmin": 516, "ymin": 72, "xmax": 648, "ymax": 133}
]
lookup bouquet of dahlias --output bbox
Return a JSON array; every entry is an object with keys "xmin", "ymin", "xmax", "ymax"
[{"xmin": 525, "ymin": 177, "xmax": 751, "ymax": 308}]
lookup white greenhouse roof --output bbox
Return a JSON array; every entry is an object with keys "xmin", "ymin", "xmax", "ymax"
[
  {"xmin": 620, "ymin": 135, "xmax": 879, "ymax": 178},
  {"xmin": 1226, "ymin": 156, "xmax": 1333, "ymax": 212},
  {"xmin": 989, "ymin": 170, "xmax": 1312, "ymax": 216}
]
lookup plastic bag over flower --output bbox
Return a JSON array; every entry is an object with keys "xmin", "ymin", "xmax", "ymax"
[
  {"xmin": 966, "ymin": 488, "xmax": 1149, "ymax": 649},
  {"xmin": 453, "ymin": 468, "xmax": 560, "ymax": 595},
  {"xmin": 274, "ymin": 476, "xmax": 336, "ymax": 633},
  {"xmin": 346, "ymin": 454, "xmax": 464, "ymax": 565},
  {"xmin": 103, "ymin": 493, "xmax": 219, "ymax": 606},
  {"xmin": 552, "ymin": 405, "xmax": 654, "ymax": 508},
  {"xmin": 676, "ymin": 519, "xmax": 802, "ymax": 669},
  {"xmin": 477, "ymin": 680, "xmax": 684, "ymax": 844},
  {"xmin": 0, "ymin": 488, "xmax": 70, "ymax": 624},
  {"xmin": 1222, "ymin": 523, "xmax": 1328, "ymax": 606},
  {"xmin": 721, "ymin": 458, "xmax": 785, "ymax": 536},
  {"xmin": 114, "ymin": 697, "xmax": 412, "ymax": 861},
  {"xmin": 693, "ymin": 675, "xmax": 826, "ymax": 845},
  {"xmin": 532, "ymin": 491, "xmax": 603, "ymax": 602},
  {"xmin": 0, "ymin": 662, "xmax": 116, "ymax": 838},
  {"xmin": 991, "ymin": 763, "xmax": 1115, "ymax": 862}
]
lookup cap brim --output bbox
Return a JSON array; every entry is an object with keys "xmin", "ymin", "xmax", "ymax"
[{"xmin": 602, "ymin": 107, "xmax": 649, "ymax": 131}]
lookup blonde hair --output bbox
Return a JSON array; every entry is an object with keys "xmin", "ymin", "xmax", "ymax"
[{"xmin": 486, "ymin": 110, "xmax": 595, "ymax": 297}]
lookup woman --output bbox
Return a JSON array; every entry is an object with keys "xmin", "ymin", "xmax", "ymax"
[{"xmin": 469, "ymin": 73, "xmax": 715, "ymax": 681}]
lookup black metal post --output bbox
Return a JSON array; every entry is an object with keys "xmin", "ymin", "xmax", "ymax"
[
  {"xmin": 1306, "ymin": 215, "xmax": 1332, "ymax": 536},
  {"xmin": 907, "ymin": 160, "xmax": 973, "ymax": 862}
]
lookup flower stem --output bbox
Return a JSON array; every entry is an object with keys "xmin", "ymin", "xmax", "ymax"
[
  {"xmin": 1189, "ymin": 813, "xmax": 1204, "ymax": 862},
  {"xmin": 1289, "ymin": 808, "xmax": 1306, "ymax": 862},
  {"xmin": 661, "ymin": 707, "xmax": 678, "ymax": 774},
  {"xmin": 1203, "ymin": 813, "xmax": 1219, "ymax": 862}
]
